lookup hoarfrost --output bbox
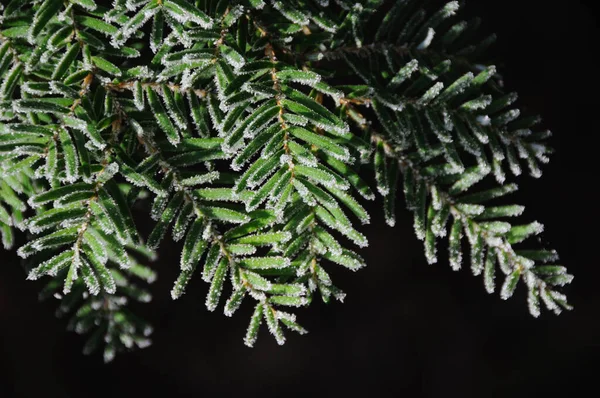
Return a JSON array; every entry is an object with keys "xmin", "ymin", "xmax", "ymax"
[
  {"xmin": 476, "ymin": 115, "xmax": 491, "ymax": 126},
  {"xmin": 417, "ymin": 28, "xmax": 436, "ymax": 50}
]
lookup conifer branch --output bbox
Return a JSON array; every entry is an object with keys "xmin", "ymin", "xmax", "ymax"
[{"xmin": 0, "ymin": 0, "xmax": 572, "ymax": 361}]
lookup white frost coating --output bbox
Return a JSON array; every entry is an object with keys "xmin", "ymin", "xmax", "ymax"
[
  {"xmin": 111, "ymin": 7, "xmax": 159, "ymax": 48},
  {"xmin": 463, "ymin": 95, "xmax": 492, "ymax": 111},
  {"xmin": 294, "ymin": 213, "xmax": 314, "ymax": 236},
  {"xmin": 74, "ymin": 0, "xmax": 98, "ymax": 11},
  {"xmin": 133, "ymin": 81, "xmax": 145, "ymax": 111},
  {"xmin": 431, "ymin": 215, "xmax": 447, "ymax": 238},
  {"xmin": 442, "ymin": 109, "xmax": 454, "ymax": 131},
  {"xmin": 262, "ymin": 305, "xmax": 286, "ymax": 345},
  {"xmin": 384, "ymin": 213, "xmax": 395, "ymax": 227},
  {"xmin": 324, "ymin": 145, "xmax": 351, "ymax": 163},
  {"xmin": 174, "ymin": 27, "xmax": 194, "ymax": 48},
  {"xmin": 96, "ymin": 75, "xmax": 114, "ymax": 86},
  {"xmin": 306, "ymin": 52, "xmax": 324, "ymax": 62},
  {"xmin": 476, "ymin": 115, "xmax": 491, "ymax": 126},
  {"xmin": 271, "ymin": 1, "xmax": 310, "ymax": 25},
  {"xmin": 550, "ymin": 290, "xmax": 569, "ymax": 308},
  {"xmin": 413, "ymin": 214, "xmax": 426, "ymax": 241},
  {"xmin": 280, "ymin": 297, "xmax": 309, "ymax": 308},
  {"xmin": 279, "ymin": 71, "xmax": 321, "ymax": 87},
  {"xmin": 326, "ymin": 240, "xmax": 343, "ymax": 256},
  {"xmin": 83, "ymin": 266, "xmax": 101, "ymax": 297},
  {"xmin": 331, "ymin": 250, "xmax": 366, "ymax": 270},
  {"xmin": 275, "ymin": 311, "xmax": 298, "ymax": 323},
  {"xmin": 430, "ymin": 185, "xmax": 443, "ymax": 211},
  {"xmin": 425, "ymin": 239, "xmax": 438, "ymax": 265},
  {"xmin": 119, "ymin": 334, "xmax": 134, "ymax": 349},
  {"xmin": 141, "ymin": 325, "xmax": 153, "ymax": 337},
  {"xmin": 540, "ymin": 286, "xmax": 559, "ymax": 314},
  {"xmin": 492, "ymin": 161, "xmax": 506, "ymax": 184},
  {"xmin": 98, "ymin": 162, "xmax": 119, "ymax": 182},
  {"xmin": 130, "ymin": 118, "xmax": 151, "ymax": 139},
  {"xmin": 313, "ymin": 13, "xmax": 337, "ymax": 33},
  {"xmin": 350, "ymin": 12, "xmax": 362, "ymax": 48},
  {"xmin": 449, "ymin": 245, "xmax": 462, "ymax": 272},
  {"xmin": 485, "ymin": 236, "xmax": 503, "ymax": 247},
  {"xmin": 47, "ymin": 82, "xmax": 66, "ymax": 96},
  {"xmin": 213, "ymin": 72, "xmax": 228, "ymax": 104},
  {"xmin": 160, "ymin": 92, "xmax": 187, "ymax": 130},
  {"xmin": 63, "ymin": 256, "xmax": 81, "ymax": 295},
  {"xmin": 484, "ymin": 263, "xmax": 495, "ymax": 294},
  {"xmin": 443, "ymin": 1, "xmax": 461, "ymax": 17},
  {"xmin": 164, "ymin": 1, "xmax": 213, "ymax": 28},
  {"xmin": 241, "ymin": 82, "xmax": 273, "ymax": 97},
  {"xmin": 165, "ymin": 6, "xmax": 193, "ymax": 24},
  {"xmin": 282, "ymin": 113, "xmax": 309, "ymax": 127},
  {"xmin": 395, "ymin": 59, "xmax": 419, "ymax": 86},
  {"xmin": 103, "ymin": 347, "xmax": 116, "ymax": 363},
  {"xmin": 527, "ymin": 289, "xmax": 541, "ymax": 318},
  {"xmin": 499, "ymin": 109, "xmax": 520, "ymax": 127},
  {"xmin": 292, "ymin": 179, "xmax": 317, "ymax": 207},
  {"xmin": 418, "ymin": 82, "xmax": 444, "ymax": 106},
  {"xmin": 223, "ymin": 292, "xmax": 245, "ymax": 317},
  {"xmin": 243, "ymin": 115, "xmax": 277, "ymax": 140},
  {"xmin": 375, "ymin": 175, "xmax": 389, "ymax": 196},
  {"xmin": 62, "ymin": 115, "xmax": 87, "ymax": 132},
  {"xmin": 38, "ymin": 48, "xmax": 55, "ymax": 69},
  {"xmin": 222, "ymin": 139, "xmax": 245, "ymax": 156},
  {"xmin": 375, "ymin": 94, "xmax": 404, "ymax": 112},
  {"xmin": 180, "ymin": 171, "xmax": 220, "ymax": 187},
  {"xmin": 229, "ymin": 5, "xmax": 246, "ymax": 22},
  {"xmin": 125, "ymin": 0, "xmax": 144, "ymax": 11},
  {"xmin": 332, "ymin": 289, "xmax": 346, "ymax": 303},
  {"xmin": 476, "ymin": 159, "xmax": 492, "ymax": 177},
  {"xmin": 206, "ymin": 100, "xmax": 224, "ymax": 134},
  {"xmin": 219, "ymin": 100, "xmax": 233, "ymax": 115},
  {"xmin": 0, "ymin": 64, "xmax": 22, "ymax": 96},
  {"xmin": 221, "ymin": 48, "xmax": 245, "ymax": 71},
  {"xmin": 495, "ymin": 249, "xmax": 512, "ymax": 276},
  {"xmin": 180, "ymin": 69, "xmax": 193, "ymax": 91},
  {"xmin": 455, "ymin": 204, "xmax": 485, "ymax": 217},
  {"xmin": 311, "ymin": 119, "xmax": 350, "ymax": 137},
  {"xmin": 247, "ymin": 166, "xmax": 276, "ymax": 189},
  {"xmin": 201, "ymin": 224, "xmax": 215, "ymax": 244},
  {"xmin": 507, "ymin": 153, "xmax": 522, "ymax": 176},
  {"xmin": 523, "ymin": 270, "xmax": 537, "ymax": 289},
  {"xmin": 345, "ymin": 228, "xmax": 368, "ymax": 248},
  {"xmin": 500, "ymin": 274, "xmax": 518, "ymax": 300},
  {"xmin": 529, "ymin": 142, "xmax": 550, "ymax": 164},
  {"xmin": 127, "ymin": 65, "xmax": 154, "ymax": 80},
  {"xmin": 294, "ymin": 152, "xmax": 318, "ymax": 167},
  {"xmin": 247, "ymin": 287, "xmax": 268, "ymax": 301},
  {"xmin": 417, "ymin": 28, "xmax": 436, "ymax": 50},
  {"xmin": 279, "ymin": 153, "xmax": 293, "ymax": 166},
  {"xmin": 530, "ymin": 221, "xmax": 544, "ymax": 235}
]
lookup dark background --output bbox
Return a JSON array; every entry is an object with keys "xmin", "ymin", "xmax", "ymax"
[{"xmin": 1, "ymin": 1, "xmax": 598, "ymax": 397}]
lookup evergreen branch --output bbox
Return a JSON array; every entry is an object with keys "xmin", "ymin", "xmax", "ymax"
[
  {"xmin": 1, "ymin": 1, "xmax": 156, "ymax": 361},
  {"xmin": 338, "ymin": 48, "xmax": 551, "ymax": 182},
  {"xmin": 371, "ymin": 132, "xmax": 572, "ymax": 316},
  {"xmin": 0, "ymin": 0, "xmax": 573, "ymax": 361}
]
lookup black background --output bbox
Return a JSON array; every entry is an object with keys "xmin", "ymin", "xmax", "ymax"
[{"xmin": 1, "ymin": 1, "xmax": 599, "ymax": 397}]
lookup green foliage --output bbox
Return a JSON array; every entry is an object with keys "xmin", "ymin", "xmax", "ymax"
[{"xmin": 0, "ymin": 0, "xmax": 572, "ymax": 362}]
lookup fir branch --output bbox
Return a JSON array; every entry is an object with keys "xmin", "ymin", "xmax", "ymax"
[{"xmin": 0, "ymin": 0, "xmax": 572, "ymax": 361}]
